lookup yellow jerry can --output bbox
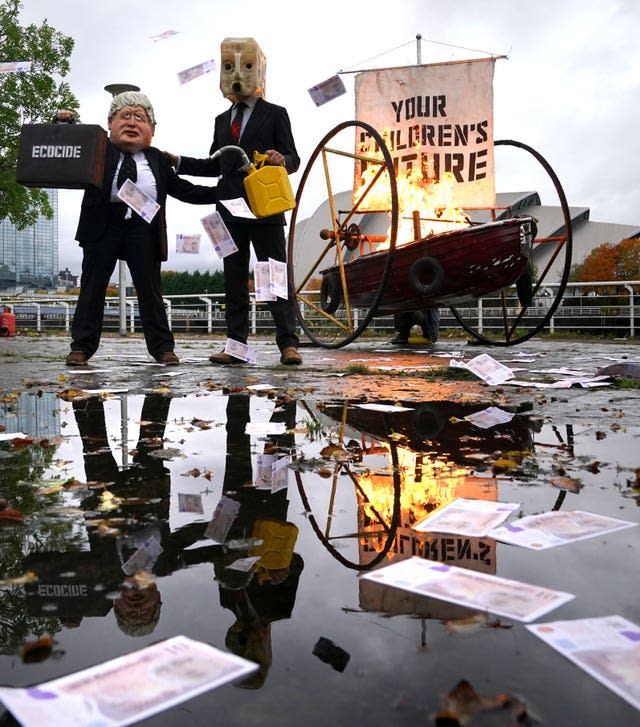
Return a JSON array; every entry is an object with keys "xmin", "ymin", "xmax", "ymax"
[
  {"xmin": 243, "ymin": 151, "xmax": 296, "ymax": 218},
  {"xmin": 250, "ymin": 518, "xmax": 299, "ymax": 582}
]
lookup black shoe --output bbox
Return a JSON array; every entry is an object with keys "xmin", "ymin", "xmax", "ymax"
[{"xmin": 390, "ymin": 335, "xmax": 409, "ymax": 345}]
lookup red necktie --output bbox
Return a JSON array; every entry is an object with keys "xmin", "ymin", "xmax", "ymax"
[{"xmin": 230, "ymin": 102, "xmax": 246, "ymax": 143}]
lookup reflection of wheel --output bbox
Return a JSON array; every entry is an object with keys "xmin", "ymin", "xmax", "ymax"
[
  {"xmin": 294, "ymin": 444, "xmax": 401, "ymax": 571},
  {"xmin": 450, "ymin": 140, "xmax": 572, "ymax": 346},
  {"xmin": 409, "ymin": 256, "xmax": 445, "ymax": 297},
  {"xmin": 287, "ymin": 120, "xmax": 399, "ymax": 348},
  {"xmin": 411, "ymin": 404, "xmax": 446, "ymax": 440}
]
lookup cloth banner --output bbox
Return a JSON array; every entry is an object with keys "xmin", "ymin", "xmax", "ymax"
[{"xmin": 354, "ymin": 58, "xmax": 496, "ymax": 210}]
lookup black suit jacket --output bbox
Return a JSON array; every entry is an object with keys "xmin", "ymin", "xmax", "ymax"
[
  {"xmin": 178, "ymin": 98, "xmax": 300, "ymax": 225},
  {"xmin": 75, "ymin": 142, "xmax": 218, "ymax": 261}
]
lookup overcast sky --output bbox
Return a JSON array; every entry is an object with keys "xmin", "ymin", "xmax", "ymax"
[{"xmin": 20, "ymin": 0, "xmax": 640, "ymax": 276}]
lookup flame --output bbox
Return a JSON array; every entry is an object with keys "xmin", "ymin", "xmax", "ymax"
[
  {"xmin": 353, "ymin": 443, "xmax": 498, "ymax": 559},
  {"xmin": 355, "ymin": 131, "xmax": 470, "ymax": 248}
]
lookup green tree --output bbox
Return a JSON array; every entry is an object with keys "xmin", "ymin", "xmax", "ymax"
[
  {"xmin": 0, "ymin": 0, "xmax": 79, "ymax": 229},
  {"xmin": 161, "ymin": 269, "xmax": 225, "ymax": 296}
]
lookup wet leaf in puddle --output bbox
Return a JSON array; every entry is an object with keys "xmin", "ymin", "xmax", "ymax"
[
  {"xmin": 549, "ymin": 476, "xmax": 582, "ymax": 492},
  {"xmin": 442, "ymin": 613, "xmax": 512, "ymax": 635},
  {"xmin": 0, "ymin": 570, "xmax": 38, "ymax": 586},
  {"xmin": 45, "ymin": 506, "xmax": 85, "ymax": 516},
  {"xmin": 153, "ymin": 386, "xmax": 172, "ymax": 395},
  {"xmin": 9, "ymin": 436, "xmax": 34, "ymax": 448},
  {"xmin": 0, "ymin": 499, "xmax": 25, "ymax": 523},
  {"xmin": 98, "ymin": 490, "xmax": 122, "ymax": 512},
  {"xmin": 128, "ymin": 570, "xmax": 156, "ymax": 589},
  {"xmin": 85, "ymin": 516, "xmax": 137, "ymax": 527},
  {"xmin": 222, "ymin": 386, "xmax": 244, "ymax": 394},
  {"xmin": 58, "ymin": 388, "xmax": 87, "ymax": 401},
  {"xmin": 190, "ymin": 418, "xmax": 213, "ymax": 430},
  {"xmin": 97, "ymin": 522, "xmax": 122, "ymax": 537},
  {"xmin": 388, "ymin": 432, "xmax": 407, "ymax": 442},
  {"xmin": 21, "ymin": 637, "xmax": 55, "ymax": 663},
  {"xmin": 492, "ymin": 456, "xmax": 521, "ymax": 471},
  {"xmin": 320, "ymin": 443, "xmax": 344, "ymax": 459},
  {"xmin": 435, "ymin": 679, "xmax": 536, "ymax": 726},
  {"xmin": 36, "ymin": 483, "xmax": 66, "ymax": 495},
  {"xmin": 148, "ymin": 448, "xmax": 183, "ymax": 460}
]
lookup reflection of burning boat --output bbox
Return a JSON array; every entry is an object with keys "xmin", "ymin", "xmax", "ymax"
[
  {"xmin": 321, "ymin": 399, "xmax": 537, "ymax": 469},
  {"xmin": 321, "ymin": 216, "xmax": 536, "ymax": 312}
]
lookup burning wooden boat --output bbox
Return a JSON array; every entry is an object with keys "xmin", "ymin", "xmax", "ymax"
[
  {"xmin": 318, "ymin": 215, "xmax": 536, "ymax": 314},
  {"xmin": 287, "ymin": 43, "xmax": 572, "ymax": 347},
  {"xmin": 287, "ymin": 121, "xmax": 570, "ymax": 348}
]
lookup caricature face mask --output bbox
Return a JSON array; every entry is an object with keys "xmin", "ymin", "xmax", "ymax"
[{"xmin": 220, "ymin": 37, "xmax": 266, "ymax": 102}]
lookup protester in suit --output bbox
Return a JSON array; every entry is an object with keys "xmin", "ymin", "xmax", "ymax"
[
  {"xmin": 64, "ymin": 91, "xmax": 218, "ymax": 367},
  {"xmin": 167, "ymin": 38, "xmax": 302, "ymax": 366},
  {"xmin": 213, "ymin": 394, "xmax": 303, "ymax": 688}
]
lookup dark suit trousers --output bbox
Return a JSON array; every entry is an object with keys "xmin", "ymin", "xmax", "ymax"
[
  {"xmin": 223, "ymin": 221, "xmax": 299, "ymax": 351},
  {"xmin": 71, "ymin": 204, "xmax": 173, "ymax": 359}
]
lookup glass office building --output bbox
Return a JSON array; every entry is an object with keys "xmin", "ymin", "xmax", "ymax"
[{"xmin": 0, "ymin": 188, "xmax": 58, "ymax": 291}]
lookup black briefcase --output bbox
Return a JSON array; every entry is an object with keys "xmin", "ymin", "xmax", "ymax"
[{"xmin": 16, "ymin": 123, "xmax": 107, "ymax": 189}]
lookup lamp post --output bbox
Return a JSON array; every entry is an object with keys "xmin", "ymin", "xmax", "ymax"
[
  {"xmin": 104, "ymin": 83, "xmax": 140, "ymax": 337},
  {"xmin": 105, "ymin": 84, "xmax": 140, "ymax": 468}
]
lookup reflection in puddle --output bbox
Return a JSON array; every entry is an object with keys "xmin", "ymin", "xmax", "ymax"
[{"xmin": 1, "ymin": 388, "xmax": 639, "ymax": 722}]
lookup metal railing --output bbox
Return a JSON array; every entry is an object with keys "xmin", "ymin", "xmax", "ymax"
[{"xmin": 1, "ymin": 281, "xmax": 639, "ymax": 338}]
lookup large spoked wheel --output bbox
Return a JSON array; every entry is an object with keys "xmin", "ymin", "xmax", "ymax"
[
  {"xmin": 287, "ymin": 120, "xmax": 399, "ymax": 348},
  {"xmin": 293, "ymin": 444, "xmax": 401, "ymax": 571},
  {"xmin": 450, "ymin": 139, "xmax": 573, "ymax": 346}
]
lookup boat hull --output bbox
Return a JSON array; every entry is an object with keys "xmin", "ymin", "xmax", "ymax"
[{"xmin": 323, "ymin": 217, "xmax": 535, "ymax": 313}]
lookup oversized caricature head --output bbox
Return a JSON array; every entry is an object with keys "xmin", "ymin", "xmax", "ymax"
[
  {"xmin": 107, "ymin": 91, "xmax": 156, "ymax": 153},
  {"xmin": 220, "ymin": 37, "xmax": 266, "ymax": 102}
]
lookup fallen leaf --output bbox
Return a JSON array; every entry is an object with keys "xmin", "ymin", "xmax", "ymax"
[
  {"xmin": 98, "ymin": 490, "xmax": 122, "ymax": 512},
  {"xmin": 549, "ymin": 476, "xmax": 582, "ymax": 493},
  {"xmin": 128, "ymin": 570, "xmax": 156, "ymax": 589},
  {"xmin": 58, "ymin": 388, "xmax": 87, "ymax": 401},
  {"xmin": 320, "ymin": 443, "xmax": 344, "ymax": 458},
  {"xmin": 97, "ymin": 522, "xmax": 122, "ymax": 537},
  {"xmin": 21, "ymin": 637, "xmax": 55, "ymax": 663},
  {"xmin": 0, "ymin": 570, "xmax": 38, "ymax": 586},
  {"xmin": 190, "ymin": 418, "xmax": 212, "ymax": 430},
  {"xmin": 0, "ymin": 498, "xmax": 24, "ymax": 522}
]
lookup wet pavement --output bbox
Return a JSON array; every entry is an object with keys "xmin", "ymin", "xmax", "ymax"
[{"xmin": 1, "ymin": 332, "xmax": 640, "ymax": 726}]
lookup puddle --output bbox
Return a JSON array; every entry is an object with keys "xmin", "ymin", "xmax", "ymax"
[{"xmin": 0, "ymin": 388, "xmax": 639, "ymax": 725}]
